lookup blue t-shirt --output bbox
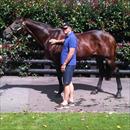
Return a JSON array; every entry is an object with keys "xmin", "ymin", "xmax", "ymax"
[{"xmin": 61, "ymin": 32, "xmax": 77, "ymax": 65}]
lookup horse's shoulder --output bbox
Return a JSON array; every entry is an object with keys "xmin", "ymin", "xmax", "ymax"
[{"xmin": 49, "ymin": 28, "xmax": 65, "ymax": 37}]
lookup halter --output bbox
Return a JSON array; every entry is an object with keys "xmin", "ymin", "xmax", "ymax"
[
  {"xmin": 5, "ymin": 22, "xmax": 25, "ymax": 50},
  {"xmin": 8, "ymin": 26, "xmax": 19, "ymax": 40},
  {"xmin": 9, "ymin": 23, "xmax": 23, "ymax": 34}
]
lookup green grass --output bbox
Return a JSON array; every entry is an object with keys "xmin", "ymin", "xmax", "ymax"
[{"xmin": 0, "ymin": 112, "xmax": 130, "ymax": 130}]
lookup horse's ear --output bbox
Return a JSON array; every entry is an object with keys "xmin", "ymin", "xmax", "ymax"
[
  {"xmin": 15, "ymin": 17, "xmax": 26, "ymax": 21},
  {"xmin": 21, "ymin": 17, "xmax": 26, "ymax": 21},
  {"xmin": 15, "ymin": 16, "xmax": 22, "ymax": 20}
]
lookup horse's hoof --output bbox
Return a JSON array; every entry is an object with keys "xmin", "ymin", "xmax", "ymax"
[
  {"xmin": 91, "ymin": 89, "xmax": 98, "ymax": 95},
  {"xmin": 55, "ymin": 93, "xmax": 62, "ymax": 98},
  {"xmin": 115, "ymin": 92, "xmax": 122, "ymax": 99}
]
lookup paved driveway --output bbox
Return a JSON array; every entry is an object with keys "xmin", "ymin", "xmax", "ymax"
[{"xmin": 0, "ymin": 76, "xmax": 129, "ymax": 113}]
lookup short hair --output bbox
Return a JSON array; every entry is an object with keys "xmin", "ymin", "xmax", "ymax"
[{"xmin": 62, "ymin": 22, "xmax": 71, "ymax": 29}]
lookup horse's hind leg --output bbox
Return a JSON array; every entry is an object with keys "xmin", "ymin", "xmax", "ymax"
[
  {"xmin": 115, "ymin": 68, "xmax": 122, "ymax": 98},
  {"xmin": 106, "ymin": 59, "xmax": 122, "ymax": 98},
  {"xmin": 91, "ymin": 57, "xmax": 104, "ymax": 94},
  {"xmin": 91, "ymin": 76, "xmax": 103, "ymax": 94}
]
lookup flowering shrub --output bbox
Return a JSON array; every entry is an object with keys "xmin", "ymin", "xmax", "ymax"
[
  {"xmin": 117, "ymin": 42, "xmax": 130, "ymax": 64},
  {"xmin": 0, "ymin": 0, "xmax": 129, "ymax": 41}
]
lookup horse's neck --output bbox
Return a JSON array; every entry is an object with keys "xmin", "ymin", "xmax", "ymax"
[
  {"xmin": 24, "ymin": 19, "xmax": 50, "ymax": 46},
  {"xmin": 43, "ymin": 28, "xmax": 65, "ymax": 60},
  {"xmin": 24, "ymin": 20, "xmax": 64, "ymax": 59}
]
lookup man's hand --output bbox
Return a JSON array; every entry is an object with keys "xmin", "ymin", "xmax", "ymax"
[
  {"xmin": 49, "ymin": 39, "xmax": 57, "ymax": 44},
  {"xmin": 49, "ymin": 39, "xmax": 64, "ymax": 45},
  {"xmin": 61, "ymin": 64, "xmax": 66, "ymax": 72}
]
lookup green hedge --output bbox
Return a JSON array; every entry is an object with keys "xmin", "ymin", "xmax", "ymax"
[
  {"xmin": 0, "ymin": 0, "xmax": 130, "ymax": 41},
  {"xmin": 0, "ymin": 0, "xmax": 130, "ymax": 75}
]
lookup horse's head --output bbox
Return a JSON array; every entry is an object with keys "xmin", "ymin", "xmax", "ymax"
[{"xmin": 3, "ymin": 18, "xmax": 24, "ymax": 39}]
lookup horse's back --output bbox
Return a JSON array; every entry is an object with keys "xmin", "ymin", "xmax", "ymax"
[
  {"xmin": 77, "ymin": 30, "xmax": 115, "ymax": 45},
  {"xmin": 76, "ymin": 30, "xmax": 116, "ymax": 59}
]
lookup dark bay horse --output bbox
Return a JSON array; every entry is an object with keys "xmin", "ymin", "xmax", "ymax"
[{"xmin": 3, "ymin": 18, "xmax": 122, "ymax": 98}]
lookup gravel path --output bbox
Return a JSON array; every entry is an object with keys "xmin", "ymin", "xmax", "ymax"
[{"xmin": 0, "ymin": 76, "xmax": 129, "ymax": 113}]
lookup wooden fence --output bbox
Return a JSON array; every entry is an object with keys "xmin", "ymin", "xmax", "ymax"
[
  {"xmin": 0, "ymin": 43, "xmax": 130, "ymax": 77},
  {"xmin": 3, "ymin": 59, "xmax": 130, "ymax": 77}
]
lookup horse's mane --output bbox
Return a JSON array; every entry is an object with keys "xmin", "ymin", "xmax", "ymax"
[{"xmin": 25, "ymin": 18, "xmax": 52, "ymax": 29}]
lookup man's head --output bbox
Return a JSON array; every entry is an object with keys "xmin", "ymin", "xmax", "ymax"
[{"xmin": 62, "ymin": 23, "xmax": 72, "ymax": 35}]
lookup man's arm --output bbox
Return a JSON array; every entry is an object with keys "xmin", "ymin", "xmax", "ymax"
[{"xmin": 49, "ymin": 39, "xmax": 64, "ymax": 44}]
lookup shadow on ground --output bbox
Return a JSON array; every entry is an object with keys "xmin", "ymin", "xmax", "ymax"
[{"xmin": 0, "ymin": 83, "xmax": 115, "ymax": 104}]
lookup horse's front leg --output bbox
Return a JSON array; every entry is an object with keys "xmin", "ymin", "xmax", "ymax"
[
  {"xmin": 55, "ymin": 67, "xmax": 64, "ymax": 97},
  {"xmin": 91, "ymin": 76, "xmax": 103, "ymax": 94},
  {"xmin": 115, "ymin": 69, "xmax": 122, "ymax": 98},
  {"xmin": 57, "ymin": 74, "xmax": 63, "ymax": 95}
]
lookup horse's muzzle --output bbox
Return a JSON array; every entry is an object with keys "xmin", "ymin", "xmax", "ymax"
[{"xmin": 3, "ymin": 30, "xmax": 12, "ymax": 39}]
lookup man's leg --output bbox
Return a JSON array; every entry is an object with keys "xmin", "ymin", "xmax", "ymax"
[
  {"xmin": 56, "ymin": 84, "xmax": 70, "ymax": 109},
  {"xmin": 69, "ymin": 82, "xmax": 74, "ymax": 102},
  {"xmin": 59, "ymin": 65, "xmax": 75, "ymax": 105},
  {"xmin": 62, "ymin": 85, "xmax": 70, "ymax": 105}
]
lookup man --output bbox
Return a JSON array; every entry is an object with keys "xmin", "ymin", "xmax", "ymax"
[{"xmin": 49, "ymin": 23, "xmax": 77, "ymax": 109}]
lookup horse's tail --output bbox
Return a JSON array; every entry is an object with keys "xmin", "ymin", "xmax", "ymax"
[
  {"xmin": 96, "ymin": 57, "xmax": 106, "ymax": 78},
  {"xmin": 104, "ymin": 60, "xmax": 114, "ymax": 80}
]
